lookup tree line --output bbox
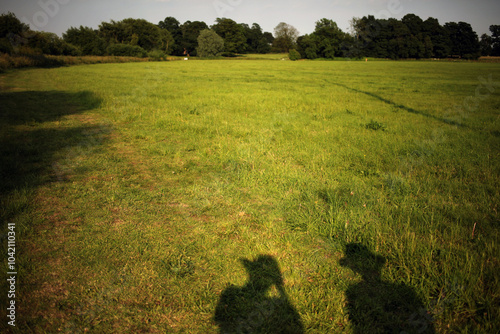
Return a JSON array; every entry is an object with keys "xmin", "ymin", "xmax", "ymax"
[
  {"xmin": 1, "ymin": 11, "xmax": 499, "ymax": 60},
  {"xmin": 295, "ymin": 15, "xmax": 499, "ymax": 60}
]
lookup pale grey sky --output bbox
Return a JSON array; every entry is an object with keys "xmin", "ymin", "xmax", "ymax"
[{"xmin": 1, "ymin": 0, "xmax": 499, "ymax": 37}]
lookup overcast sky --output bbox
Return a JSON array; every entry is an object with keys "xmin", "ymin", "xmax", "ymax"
[{"xmin": 2, "ymin": 0, "xmax": 499, "ymax": 37}]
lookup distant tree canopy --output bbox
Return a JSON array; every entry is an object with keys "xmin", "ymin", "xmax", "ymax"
[
  {"xmin": 0, "ymin": 12, "xmax": 493, "ymax": 60},
  {"xmin": 63, "ymin": 26, "xmax": 106, "ymax": 55},
  {"xmin": 158, "ymin": 16, "xmax": 183, "ymax": 55},
  {"xmin": 273, "ymin": 22, "xmax": 299, "ymax": 53},
  {"xmin": 212, "ymin": 18, "xmax": 246, "ymax": 54},
  {"xmin": 481, "ymin": 25, "xmax": 500, "ymax": 56},
  {"xmin": 244, "ymin": 23, "xmax": 273, "ymax": 54},
  {"xmin": 340, "ymin": 14, "xmax": 486, "ymax": 60},
  {"xmin": 0, "ymin": 12, "xmax": 77, "ymax": 56},
  {"xmin": 98, "ymin": 18, "xmax": 173, "ymax": 54},
  {"xmin": 178, "ymin": 20, "xmax": 209, "ymax": 56},
  {"xmin": 297, "ymin": 19, "xmax": 351, "ymax": 59},
  {"xmin": 444, "ymin": 21, "xmax": 480, "ymax": 59}
]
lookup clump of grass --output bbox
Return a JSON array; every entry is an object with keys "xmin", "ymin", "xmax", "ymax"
[{"xmin": 365, "ymin": 120, "xmax": 386, "ymax": 131}]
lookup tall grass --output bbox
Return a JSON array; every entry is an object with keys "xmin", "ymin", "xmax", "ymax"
[
  {"xmin": 0, "ymin": 60, "xmax": 499, "ymax": 333},
  {"xmin": 0, "ymin": 53, "xmax": 157, "ymax": 72}
]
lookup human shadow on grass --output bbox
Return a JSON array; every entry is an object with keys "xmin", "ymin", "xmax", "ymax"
[
  {"xmin": 0, "ymin": 90, "xmax": 106, "ymax": 227},
  {"xmin": 214, "ymin": 255, "xmax": 304, "ymax": 334},
  {"xmin": 340, "ymin": 243, "xmax": 435, "ymax": 334}
]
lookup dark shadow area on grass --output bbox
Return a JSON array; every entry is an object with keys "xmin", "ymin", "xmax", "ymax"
[
  {"xmin": 214, "ymin": 255, "xmax": 304, "ymax": 334},
  {"xmin": 0, "ymin": 90, "xmax": 106, "ymax": 228},
  {"xmin": 340, "ymin": 243, "xmax": 435, "ymax": 334},
  {"xmin": 0, "ymin": 90, "xmax": 101, "ymax": 125},
  {"xmin": 331, "ymin": 82, "xmax": 467, "ymax": 128}
]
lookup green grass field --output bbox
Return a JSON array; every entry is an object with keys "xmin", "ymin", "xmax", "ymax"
[{"xmin": 1, "ymin": 59, "xmax": 499, "ymax": 333}]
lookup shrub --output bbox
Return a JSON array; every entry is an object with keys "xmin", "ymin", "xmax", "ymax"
[
  {"xmin": 0, "ymin": 53, "xmax": 10, "ymax": 72},
  {"xmin": 148, "ymin": 49, "xmax": 167, "ymax": 60},
  {"xmin": 289, "ymin": 49, "xmax": 301, "ymax": 61},
  {"xmin": 106, "ymin": 44, "xmax": 147, "ymax": 58}
]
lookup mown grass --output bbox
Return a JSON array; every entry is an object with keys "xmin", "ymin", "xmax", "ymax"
[{"xmin": 0, "ymin": 60, "xmax": 499, "ymax": 333}]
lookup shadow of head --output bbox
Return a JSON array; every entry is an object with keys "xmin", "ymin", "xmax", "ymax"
[
  {"xmin": 240, "ymin": 255, "xmax": 284, "ymax": 292},
  {"xmin": 339, "ymin": 243, "xmax": 386, "ymax": 280}
]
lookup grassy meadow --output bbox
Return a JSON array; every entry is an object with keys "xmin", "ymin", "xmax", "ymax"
[{"xmin": 1, "ymin": 59, "xmax": 499, "ymax": 333}]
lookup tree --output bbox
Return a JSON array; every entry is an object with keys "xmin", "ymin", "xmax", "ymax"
[
  {"xmin": 312, "ymin": 19, "xmax": 346, "ymax": 58},
  {"xmin": 242, "ymin": 23, "xmax": 266, "ymax": 54},
  {"xmin": 402, "ymin": 14, "xmax": 423, "ymax": 35},
  {"xmin": 245, "ymin": 23, "xmax": 272, "ymax": 54},
  {"xmin": 158, "ymin": 17, "xmax": 183, "ymax": 55},
  {"xmin": 350, "ymin": 15, "xmax": 385, "ymax": 58},
  {"xmin": 445, "ymin": 22, "xmax": 480, "ymax": 59},
  {"xmin": 122, "ymin": 18, "xmax": 166, "ymax": 51},
  {"xmin": 297, "ymin": 34, "xmax": 318, "ymax": 59},
  {"xmin": 0, "ymin": 12, "xmax": 29, "ymax": 38},
  {"xmin": 98, "ymin": 18, "xmax": 171, "ymax": 53},
  {"xmin": 0, "ymin": 12, "xmax": 30, "ymax": 54},
  {"xmin": 262, "ymin": 32, "xmax": 274, "ymax": 45},
  {"xmin": 273, "ymin": 22, "xmax": 299, "ymax": 53},
  {"xmin": 27, "ymin": 31, "xmax": 79, "ymax": 56},
  {"xmin": 197, "ymin": 29, "xmax": 224, "ymax": 57},
  {"xmin": 480, "ymin": 34, "xmax": 492, "ymax": 56},
  {"xmin": 401, "ymin": 14, "xmax": 428, "ymax": 58},
  {"xmin": 490, "ymin": 25, "xmax": 500, "ymax": 56},
  {"xmin": 63, "ymin": 26, "xmax": 106, "ymax": 55},
  {"xmin": 212, "ymin": 18, "xmax": 247, "ymax": 54},
  {"xmin": 159, "ymin": 29, "xmax": 175, "ymax": 54},
  {"xmin": 422, "ymin": 17, "xmax": 451, "ymax": 58},
  {"xmin": 423, "ymin": 35, "xmax": 434, "ymax": 58},
  {"xmin": 180, "ymin": 20, "xmax": 208, "ymax": 56}
]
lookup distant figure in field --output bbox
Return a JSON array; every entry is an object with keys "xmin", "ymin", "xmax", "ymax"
[
  {"xmin": 340, "ymin": 243, "xmax": 435, "ymax": 334},
  {"xmin": 214, "ymin": 255, "xmax": 304, "ymax": 333}
]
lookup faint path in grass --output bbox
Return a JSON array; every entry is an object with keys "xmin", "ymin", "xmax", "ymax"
[{"xmin": 330, "ymin": 81, "xmax": 467, "ymax": 128}]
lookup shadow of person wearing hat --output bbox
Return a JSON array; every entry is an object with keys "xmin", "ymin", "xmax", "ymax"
[
  {"xmin": 340, "ymin": 243, "xmax": 435, "ymax": 334},
  {"xmin": 214, "ymin": 255, "xmax": 304, "ymax": 333}
]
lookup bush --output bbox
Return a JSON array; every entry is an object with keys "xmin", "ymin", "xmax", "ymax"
[
  {"xmin": 148, "ymin": 49, "xmax": 167, "ymax": 60},
  {"xmin": 106, "ymin": 44, "xmax": 147, "ymax": 58},
  {"xmin": 288, "ymin": 49, "xmax": 301, "ymax": 61}
]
